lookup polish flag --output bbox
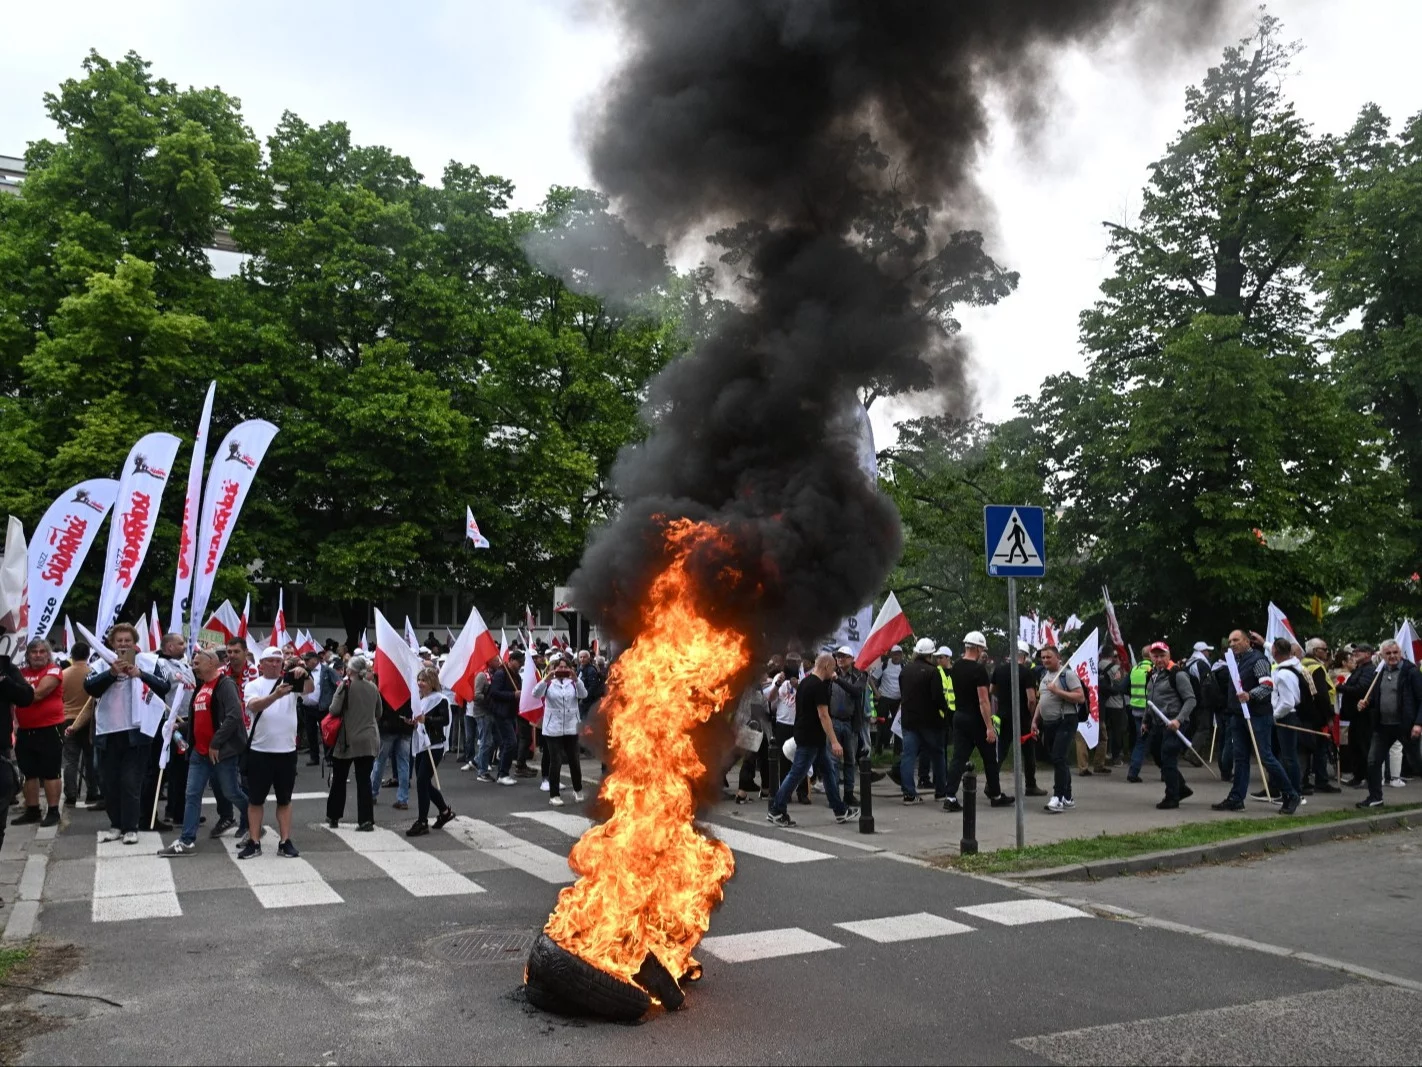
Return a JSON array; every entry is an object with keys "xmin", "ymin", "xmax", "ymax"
[
  {"xmin": 203, "ymin": 600, "xmax": 243, "ymax": 642},
  {"xmin": 525, "ymin": 604, "xmax": 536, "ymax": 634},
  {"xmin": 149, "ymin": 602, "xmax": 163, "ymax": 649},
  {"xmin": 440, "ymin": 604, "xmax": 501, "ymax": 703},
  {"xmin": 1395, "ymin": 619, "xmax": 1422, "ymax": 665},
  {"xmin": 518, "ymin": 649, "xmax": 544, "ymax": 725},
  {"xmin": 854, "ymin": 592, "xmax": 913, "ymax": 670},
  {"xmin": 1265, "ymin": 602, "xmax": 1296, "ymax": 651},
  {"xmin": 296, "ymin": 630, "xmax": 319, "ymax": 655},
  {"xmin": 63, "ymin": 616, "xmax": 75, "ymax": 653},
  {"xmin": 238, "ymin": 594, "xmax": 250, "ymax": 640},
  {"xmin": 273, "ymin": 589, "xmax": 289, "ymax": 649},
  {"xmin": 404, "ymin": 616, "xmax": 419, "ymax": 652},
  {"xmin": 374, "ymin": 609, "xmax": 422, "ymax": 713},
  {"xmin": 498, "ymin": 629, "xmax": 509, "ymax": 663},
  {"xmin": 135, "ymin": 611, "xmax": 153, "ymax": 653}
]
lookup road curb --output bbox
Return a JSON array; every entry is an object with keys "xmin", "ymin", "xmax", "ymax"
[{"xmin": 999, "ymin": 811, "xmax": 1417, "ymax": 882}]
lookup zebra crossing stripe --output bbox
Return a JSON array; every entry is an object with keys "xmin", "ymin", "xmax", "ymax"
[
  {"xmin": 514, "ymin": 812, "xmax": 836, "ymax": 866},
  {"xmin": 323, "ymin": 823, "xmax": 484, "ymax": 897},
  {"xmin": 225, "ymin": 826, "xmax": 343, "ymax": 908},
  {"xmin": 512, "ymin": 810, "xmax": 595, "ymax": 836},
  {"xmin": 835, "ymin": 912, "xmax": 975, "ymax": 943},
  {"xmin": 92, "ymin": 832, "xmax": 182, "ymax": 922},
  {"xmin": 440, "ymin": 816, "xmax": 575, "ymax": 884},
  {"xmin": 957, "ymin": 900, "xmax": 1089, "ymax": 925},
  {"xmin": 699, "ymin": 927, "xmax": 841, "ymax": 963}
]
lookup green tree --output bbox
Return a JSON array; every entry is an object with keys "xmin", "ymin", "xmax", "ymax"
[{"xmin": 1033, "ymin": 14, "xmax": 1399, "ymax": 647}]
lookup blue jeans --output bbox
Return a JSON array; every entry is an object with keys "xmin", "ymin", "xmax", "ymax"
[
  {"xmin": 1227, "ymin": 714, "xmax": 1298, "ymax": 803},
  {"xmin": 1128, "ymin": 713, "xmax": 1150, "ymax": 777},
  {"xmin": 492, "ymin": 716, "xmax": 518, "ymax": 778},
  {"xmin": 474, "ymin": 717, "xmax": 494, "ymax": 774},
  {"xmin": 832, "ymin": 719, "xmax": 860, "ymax": 801},
  {"xmin": 1043, "ymin": 720, "xmax": 1074, "ymax": 801},
  {"xmin": 371, "ymin": 734, "xmax": 411, "ymax": 804},
  {"xmin": 463, "ymin": 714, "xmax": 479, "ymax": 763},
  {"xmin": 1274, "ymin": 715, "xmax": 1302, "ymax": 794},
  {"xmin": 771, "ymin": 740, "xmax": 847, "ymax": 817},
  {"xmin": 900, "ymin": 726, "xmax": 945, "ymax": 799},
  {"xmin": 181, "ymin": 753, "xmax": 249, "ymax": 845}
]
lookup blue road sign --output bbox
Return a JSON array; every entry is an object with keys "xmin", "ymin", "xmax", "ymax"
[{"xmin": 985, "ymin": 505, "xmax": 1046, "ymax": 578}]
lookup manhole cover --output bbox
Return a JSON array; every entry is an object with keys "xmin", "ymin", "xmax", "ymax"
[{"xmin": 430, "ymin": 929, "xmax": 538, "ymax": 964}]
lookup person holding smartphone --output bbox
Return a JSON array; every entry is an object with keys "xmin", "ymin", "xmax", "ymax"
[
  {"xmin": 533, "ymin": 653, "xmax": 587, "ymax": 805},
  {"xmin": 238, "ymin": 648, "xmax": 312, "ymax": 858}
]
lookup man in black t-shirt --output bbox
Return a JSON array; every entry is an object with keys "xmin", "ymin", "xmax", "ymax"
[
  {"xmin": 992, "ymin": 641, "xmax": 1044, "ymax": 796},
  {"xmin": 767, "ymin": 653, "xmax": 860, "ymax": 828},
  {"xmin": 944, "ymin": 631, "xmax": 1014, "ymax": 810}
]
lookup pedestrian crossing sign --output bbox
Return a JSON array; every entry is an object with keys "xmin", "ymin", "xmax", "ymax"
[{"xmin": 984, "ymin": 505, "xmax": 1045, "ymax": 578}]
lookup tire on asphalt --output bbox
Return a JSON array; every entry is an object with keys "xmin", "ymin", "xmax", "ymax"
[{"xmin": 524, "ymin": 933, "xmax": 651, "ymax": 1022}]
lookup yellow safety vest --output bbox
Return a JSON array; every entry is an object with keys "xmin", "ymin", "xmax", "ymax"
[
  {"xmin": 937, "ymin": 666, "xmax": 956, "ymax": 716},
  {"xmin": 1129, "ymin": 661, "xmax": 1150, "ymax": 711}
]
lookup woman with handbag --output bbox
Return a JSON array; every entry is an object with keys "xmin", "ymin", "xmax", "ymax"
[
  {"xmin": 407, "ymin": 668, "xmax": 455, "ymax": 836},
  {"xmin": 326, "ymin": 656, "xmax": 381, "ymax": 830}
]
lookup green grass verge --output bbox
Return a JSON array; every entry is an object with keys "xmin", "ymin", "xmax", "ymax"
[
  {"xmin": 932, "ymin": 803, "xmax": 1422, "ymax": 875},
  {"xmin": 0, "ymin": 946, "xmax": 30, "ymax": 982}
]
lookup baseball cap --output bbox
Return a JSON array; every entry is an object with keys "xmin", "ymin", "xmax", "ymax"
[
  {"xmin": 936, "ymin": 646, "xmax": 953, "ymax": 658},
  {"xmin": 964, "ymin": 631, "xmax": 987, "ymax": 649},
  {"xmin": 1146, "ymin": 641, "xmax": 1170, "ymax": 655},
  {"xmin": 834, "ymin": 645, "xmax": 853, "ymax": 657},
  {"xmin": 1192, "ymin": 641, "xmax": 1210, "ymax": 652},
  {"xmin": 913, "ymin": 637, "xmax": 936, "ymax": 655},
  {"xmin": 260, "ymin": 647, "xmax": 283, "ymax": 660}
]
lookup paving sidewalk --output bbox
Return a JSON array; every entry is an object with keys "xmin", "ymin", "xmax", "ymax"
[{"xmin": 713, "ymin": 759, "xmax": 1405, "ymax": 859}]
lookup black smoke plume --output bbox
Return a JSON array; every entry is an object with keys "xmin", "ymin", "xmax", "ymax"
[{"xmin": 564, "ymin": 0, "xmax": 1226, "ymax": 650}]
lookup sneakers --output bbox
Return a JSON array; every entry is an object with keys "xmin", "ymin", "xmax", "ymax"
[
  {"xmin": 570, "ymin": 791, "xmax": 584, "ymax": 803},
  {"xmin": 277, "ymin": 839, "xmax": 300, "ymax": 858},
  {"xmin": 989, "ymin": 795, "xmax": 1015, "ymax": 808},
  {"xmin": 85, "ymin": 799, "xmax": 107, "ymax": 811},
  {"xmin": 122, "ymin": 831, "xmax": 139, "ymax": 845},
  {"xmin": 433, "ymin": 809, "xmax": 456, "ymax": 830},
  {"xmin": 540, "ymin": 779, "xmax": 550, "ymax": 792},
  {"xmin": 1212, "ymin": 799, "xmax": 1245, "ymax": 811},
  {"xmin": 1061, "ymin": 798, "xmax": 1075, "ymax": 809},
  {"xmin": 209, "ymin": 816, "xmax": 236, "ymax": 840},
  {"xmin": 549, "ymin": 796, "xmax": 565, "ymax": 806},
  {"xmin": 234, "ymin": 832, "xmax": 251, "ymax": 849},
  {"xmin": 1279, "ymin": 796, "xmax": 1300, "ymax": 815},
  {"xmin": 327, "ymin": 818, "xmax": 340, "ymax": 828},
  {"xmin": 497, "ymin": 776, "xmax": 517, "ymax": 786},
  {"xmin": 942, "ymin": 796, "xmax": 962, "ymax": 812},
  {"xmin": 1356, "ymin": 797, "xmax": 1384, "ymax": 809},
  {"xmin": 237, "ymin": 839, "xmax": 262, "ymax": 859},
  {"xmin": 477, "ymin": 771, "xmax": 496, "ymax": 783},
  {"xmin": 836, "ymin": 807, "xmax": 861, "ymax": 824},
  {"xmin": 902, "ymin": 795, "xmax": 923, "ymax": 805},
  {"xmin": 406, "ymin": 821, "xmax": 430, "ymax": 837},
  {"xmin": 158, "ymin": 840, "xmax": 196, "ymax": 857},
  {"xmin": 1044, "ymin": 797, "xmax": 1063, "ymax": 814},
  {"xmin": 1180, "ymin": 785, "xmax": 1194, "ymax": 801},
  {"xmin": 1387, "ymin": 778, "xmax": 1408, "ymax": 788},
  {"xmin": 356, "ymin": 821, "xmax": 375, "ymax": 832},
  {"xmin": 460, "ymin": 762, "xmax": 475, "ymax": 772},
  {"xmin": 99, "ymin": 829, "xmax": 123, "ymax": 843},
  {"xmin": 40, "ymin": 808, "xmax": 60, "ymax": 828},
  {"xmin": 392, "ymin": 801, "xmax": 408, "ymax": 811},
  {"xmin": 765, "ymin": 811, "xmax": 797, "ymax": 828}
]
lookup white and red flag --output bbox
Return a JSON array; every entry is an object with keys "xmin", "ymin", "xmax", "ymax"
[
  {"xmin": 373, "ymin": 609, "xmax": 422, "ymax": 714},
  {"xmin": 149, "ymin": 601, "xmax": 163, "ymax": 649},
  {"xmin": 1395, "ymin": 620, "xmax": 1422, "ymax": 665},
  {"xmin": 170, "ymin": 380, "xmax": 215, "ymax": 635},
  {"xmin": 202, "ymin": 600, "xmax": 243, "ymax": 642},
  {"xmin": 1070, "ymin": 628, "xmax": 1101, "ymax": 747},
  {"xmin": 1101, "ymin": 585, "xmax": 1130, "ymax": 668},
  {"xmin": 440, "ymin": 604, "xmax": 501, "ymax": 704},
  {"xmin": 518, "ymin": 648, "xmax": 544, "ymax": 725},
  {"xmin": 358, "ymin": 628, "xmax": 369, "ymax": 653},
  {"xmin": 186, "ymin": 419, "xmax": 279, "ymax": 649},
  {"xmin": 239, "ymin": 593, "xmax": 250, "ymax": 640},
  {"xmin": 135, "ymin": 611, "xmax": 153, "ymax": 653},
  {"xmin": 273, "ymin": 588, "xmax": 290, "ymax": 649},
  {"xmin": 854, "ymin": 592, "xmax": 913, "ymax": 670},
  {"xmin": 26, "ymin": 478, "xmax": 118, "ymax": 642},
  {"xmin": 1265, "ymin": 602, "xmax": 1297, "ymax": 651},
  {"xmin": 525, "ymin": 604, "xmax": 536, "ymax": 635},
  {"xmin": 404, "ymin": 616, "xmax": 419, "ymax": 651},
  {"xmin": 498, "ymin": 628, "xmax": 509, "ymax": 663},
  {"xmin": 465, "ymin": 506, "xmax": 490, "ymax": 549},
  {"xmin": 95, "ymin": 431, "xmax": 183, "ymax": 636}
]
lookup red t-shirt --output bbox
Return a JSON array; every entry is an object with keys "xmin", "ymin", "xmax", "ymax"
[
  {"xmin": 192, "ymin": 678, "xmax": 217, "ymax": 756},
  {"xmin": 18, "ymin": 665, "xmax": 65, "ymax": 729}
]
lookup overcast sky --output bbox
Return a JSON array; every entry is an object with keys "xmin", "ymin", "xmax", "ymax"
[{"xmin": 3, "ymin": 0, "xmax": 1418, "ymax": 442}]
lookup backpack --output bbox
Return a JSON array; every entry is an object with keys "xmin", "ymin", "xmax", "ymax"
[{"xmin": 320, "ymin": 711, "xmax": 343, "ymax": 750}]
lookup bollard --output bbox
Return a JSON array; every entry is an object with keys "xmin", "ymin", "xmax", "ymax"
[
  {"xmin": 960, "ymin": 768, "xmax": 978, "ymax": 855},
  {"xmin": 857, "ymin": 753, "xmax": 875, "ymax": 834}
]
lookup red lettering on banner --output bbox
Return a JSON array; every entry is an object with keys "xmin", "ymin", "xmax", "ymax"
[
  {"xmin": 177, "ymin": 499, "xmax": 193, "ymax": 580},
  {"xmin": 202, "ymin": 481, "xmax": 241, "ymax": 575},
  {"xmin": 115, "ymin": 492, "xmax": 152, "ymax": 588},
  {"xmin": 40, "ymin": 515, "xmax": 88, "ymax": 585}
]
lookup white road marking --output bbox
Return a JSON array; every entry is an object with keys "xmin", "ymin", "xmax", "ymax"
[
  {"xmin": 226, "ymin": 825, "xmax": 343, "ymax": 908},
  {"xmin": 323, "ymin": 824, "xmax": 483, "ymax": 897},
  {"xmin": 698, "ymin": 927, "xmax": 841, "ymax": 963},
  {"xmin": 835, "ymin": 912, "xmax": 975, "ymax": 943},
  {"xmin": 441, "ymin": 816, "xmax": 575, "ymax": 884},
  {"xmin": 92, "ymin": 832, "xmax": 182, "ymax": 922},
  {"xmin": 957, "ymin": 899, "xmax": 1089, "ymax": 926},
  {"xmin": 781, "ymin": 826, "xmax": 884, "ymax": 852},
  {"xmin": 512, "ymin": 811, "xmax": 595, "ymax": 836},
  {"xmin": 703, "ymin": 824, "xmax": 833, "ymax": 864},
  {"xmin": 202, "ymin": 791, "xmax": 327, "ymax": 805}
]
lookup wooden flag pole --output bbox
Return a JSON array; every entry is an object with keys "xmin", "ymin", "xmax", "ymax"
[{"xmin": 1243, "ymin": 708, "xmax": 1271, "ymax": 802}]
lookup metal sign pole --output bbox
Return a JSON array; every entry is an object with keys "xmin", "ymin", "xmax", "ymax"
[{"xmin": 1008, "ymin": 576, "xmax": 1025, "ymax": 850}]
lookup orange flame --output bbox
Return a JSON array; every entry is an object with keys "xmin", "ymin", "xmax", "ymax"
[{"xmin": 542, "ymin": 520, "xmax": 751, "ymax": 987}]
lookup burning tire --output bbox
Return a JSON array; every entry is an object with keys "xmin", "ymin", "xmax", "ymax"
[{"xmin": 524, "ymin": 933, "xmax": 651, "ymax": 1022}]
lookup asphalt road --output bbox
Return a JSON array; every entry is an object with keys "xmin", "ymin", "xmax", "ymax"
[{"xmin": 14, "ymin": 760, "xmax": 1422, "ymax": 1065}]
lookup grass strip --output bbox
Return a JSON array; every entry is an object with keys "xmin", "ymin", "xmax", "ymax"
[
  {"xmin": 931, "ymin": 803, "xmax": 1422, "ymax": 874},
  {"xmin": 0, "ymin": 948, "xmax": 30, "ymax": 983}
]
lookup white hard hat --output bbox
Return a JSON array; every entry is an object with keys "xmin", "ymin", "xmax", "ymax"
[
  {"xmin": 964, "ymin": 631, "xmax": 987, "ymax": 649},
  {"xmin": 1017, "ymin": 639, "xmax": 1031, "ymax": 655},
  {"xmin": 782, "ymin": 736, "xmax": 797, "ymax": 762},
  {"xmin": 913, "ymin": 637, "xmax": 936, "ymax": 655},
  {"xmin": 936, "ymin": 646, "xmax": 953, "ymax": 658}
]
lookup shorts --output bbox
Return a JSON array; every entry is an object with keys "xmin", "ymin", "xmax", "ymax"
[
  {"xmin": 244, "ymin": 749, "xmax": 298, "ymax": 806},
  {"xmin": 16, "ymin": 726, "xmax": 63, "ymax": 781}
]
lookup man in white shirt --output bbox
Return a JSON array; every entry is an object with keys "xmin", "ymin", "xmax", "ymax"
[
  {"xmin": 239, "ymin": 649, "xmax": 312, "ymax": 859},
  {"xmin": 1269, "ymin": 637, "xmax": 1307, "ymax": 800},
  {"xmin": 869, "ymin": 646, "xmax": 904, "ymax": 754}
]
